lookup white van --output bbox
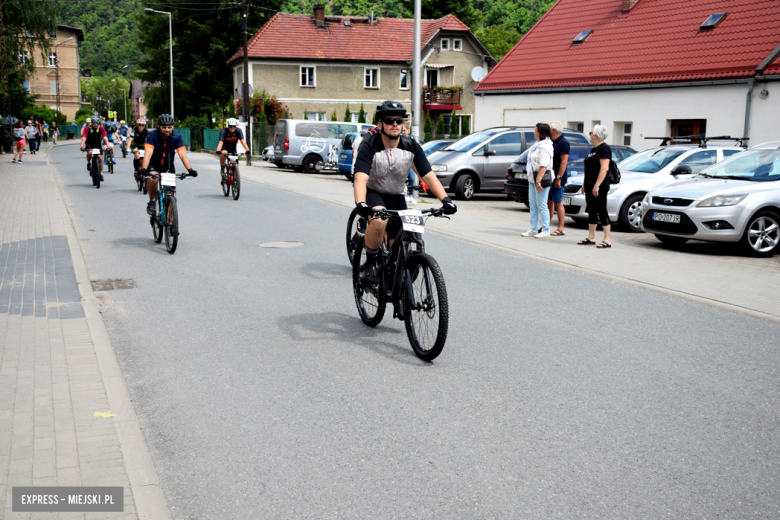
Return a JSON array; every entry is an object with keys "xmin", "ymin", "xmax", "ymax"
[{"xmin": 272, "ymin": 119, "xmax": 374, "ymax": 173}]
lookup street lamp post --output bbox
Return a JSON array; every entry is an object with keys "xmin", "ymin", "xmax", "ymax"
[
  {"xmin": 55, "ymin": 37, "xmax": 74, "ymax": 123},
  {"xmin": 144, "ymin": 8, "xmax": 174, "ymax": 120},
  {"xmin": 411, "ymin": 0, "xmax": 421, "ymax": 141},
  {"xmin": 118, "ymin": 88, "xmax": 126, "ymax": 121}
]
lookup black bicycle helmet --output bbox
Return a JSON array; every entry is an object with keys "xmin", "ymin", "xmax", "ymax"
[
  {"xmin": 375, "ymin": 100, "xmax": 407, "ymax": 120},
  {"xmin": 90, "ymin": 116, "xmax": 101, "ymax": 124},
  {"xmin": 157, "ymin": 114, "xmax": 174, "ymax": 126}
]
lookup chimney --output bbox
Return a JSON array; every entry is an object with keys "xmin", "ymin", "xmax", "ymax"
[
  {"xmin": 622, "ymin": 0, "xmax": 639, "ymax": 12},
  {"xmin": 313, "ymin": 4, "xmax": 325, "ymax": 28}
]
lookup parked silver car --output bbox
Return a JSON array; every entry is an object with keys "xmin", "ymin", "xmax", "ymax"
[
  {"xmin": 564, "ymin": 143, "xmax": 745, "ymax": 232},
  {"xmin": 640, "ymin": 149, "xmax": 780, "ymax": 256},
  {"xmin": 427, "ymin": 127, "xmax": 590, "ymax": 200},
  {"xmin": 272, "ymin": 119, "xmax": 373, "ymax": 173}
]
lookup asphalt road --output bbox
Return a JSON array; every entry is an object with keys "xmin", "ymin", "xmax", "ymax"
[{"xmin": 51, "ymin": 145, "xmax": 780, "ymax": 519}]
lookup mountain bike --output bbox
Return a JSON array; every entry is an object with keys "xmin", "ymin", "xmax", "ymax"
[
  {"xmin": 82, "ymin": 147, "xmax": 104, "ymax": 189},
  {"xmin": 133, "ymin": 148, "xmax": 146, "ymax": 192},
  {"xmin": 120, "ymin": 135, "xmax": 128, "ymax": 158},
  {"xmin": 352, "ymin": 207, "xmax": 450, "ymax": 361},
  {"xmin": 105, "ymin": 142, "xmax": 115, "ymax": 174},
  {"xmin": 143, "ymin": 171, "xmax": 194, "ymax": 254},
  {"xmin": 222, "ymin": 152, "xmax": 242, "ymax": 200},
  {"xmin": 346, "ymin": 186, "xmax": 423, "ymax": 264}
]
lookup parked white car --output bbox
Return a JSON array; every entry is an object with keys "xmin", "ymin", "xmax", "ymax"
[
  {"xmin": 563, "ymin": 143, "xmax": 745, "ymax": 232},
  {"xmin": 640, "ymin": 149, "xmax": 780, "ymax": 257},
  {"xmin": 262, "ymin": 146, "xmax": 274, "ymax": 161}
]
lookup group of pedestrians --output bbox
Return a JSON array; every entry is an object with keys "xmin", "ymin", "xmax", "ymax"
[
  {"xmin": 11, "ymin": 119, "xmax": 57, "ymax": 164},
  {"xmin": 522, "ymin": 120, "xmax": 613, "ymax": 248}
]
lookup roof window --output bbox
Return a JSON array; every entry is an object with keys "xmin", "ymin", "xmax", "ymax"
[
  {"xmin": 344, "ymin": 20, "xmax": 351, "ymax": 27},
  {"xmin": 700, "ymin": 13, "xmax": 726, "ymax": 30},
  {"xmin": 572, "ymin": 30, "xmax": 593, "ymax": 45}
]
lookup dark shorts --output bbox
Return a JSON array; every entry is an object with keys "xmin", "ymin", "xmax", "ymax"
[
  {"xmin": 365, "ymin": 188, "xmax": 408, "ymax": 241},
  {"xmin": 222, "ymin": 144, "xmax": 238, "ymax": 154},
  {"xmin": 549, "ymin": 185, "xmax": 564, "ymax": 203}
]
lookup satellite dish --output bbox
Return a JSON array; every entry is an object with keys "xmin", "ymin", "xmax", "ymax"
[
  {"xmin": 238, "ymin": 82, "xmax": 254, "ymax": 98},
  {"xmin": 471, "ymin": 66, "xmax": 487, "ymax": 82}
]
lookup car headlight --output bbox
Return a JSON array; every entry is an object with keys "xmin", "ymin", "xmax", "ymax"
[
  {"xmin": 696, "ymin": 193, "xmax": 748, "ymax": 207},
  {"xmin": 608, "ymin": 183, "xmax": 620, "ymax": 194},
  {"xmin": 643, "ymin": 192, "xmax": 653, "ymax": 205},
  {"xmin": 431, "ymin": 164, "xmax": 447, "ymax": 172}
]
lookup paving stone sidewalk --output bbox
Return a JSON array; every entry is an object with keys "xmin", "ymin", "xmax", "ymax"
[{"xmin": 0, "ymin": 144, "xmax": 165, "ymax": 519}]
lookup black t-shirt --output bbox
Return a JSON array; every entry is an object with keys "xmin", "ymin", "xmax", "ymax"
[
  {"xmin": 219, "ymin": 128, "xmax": 244, "ymax": 151},
  {"xmin": 354, "ymin": 133, "xmax": 431, "ymax": 195},
  {"xmin": 584, "ymin": 143, "xmax": 611, "ymax": 188},
  {"xmin": 130, "ymin": 128, "xmax": 149, "ymax": 148},
  {"xmin": 552, "ymin": 135, "xmax": 571, "ymax": 183}
]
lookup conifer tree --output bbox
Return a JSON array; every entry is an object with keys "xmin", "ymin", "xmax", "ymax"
[
  {"xmin": 344, "ymin": 104, "xmax": 352, "ymax": 122},
  {"xmin": 358, "ymin": 103, "xmax": 366, "ymax": 123},
  {"xmin": 423, "ymin": 110, "xmax": 432, "ymax": 141}
]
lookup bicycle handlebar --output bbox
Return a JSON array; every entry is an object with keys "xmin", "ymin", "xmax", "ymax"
[
  {"xmin": 371, "ymin": 207, "xmax": 447, "ymax": 219},
  {"xmin": 142, "ymin": 172, "xmax": 190, "ymax": 180}
]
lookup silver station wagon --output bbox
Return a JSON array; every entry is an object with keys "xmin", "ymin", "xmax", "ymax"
[{"xmin": 641, "ymin": 148, "xmax": 780, "ymax": 257}]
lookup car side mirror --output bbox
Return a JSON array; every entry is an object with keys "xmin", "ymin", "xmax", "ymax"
[
  {"xmin": 671, "ymin": 164, "xmax": 692, "ymax": 175},
  {"xmin": 484, "ymin": 149, "xmax": 496, "ymax": 156}
]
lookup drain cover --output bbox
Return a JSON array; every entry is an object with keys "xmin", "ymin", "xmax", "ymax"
[
  {"xmin": 258, "ymin": 241, "xmax": 305, "ymax": 248},
  {"xmin": 91, "ymin": 279, "xmax": 137, "ymax": 291}
]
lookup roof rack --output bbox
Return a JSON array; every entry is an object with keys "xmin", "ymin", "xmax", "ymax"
[{"xmin": 644, "ymin": 135, "xmax": 750, "ymax": 149}]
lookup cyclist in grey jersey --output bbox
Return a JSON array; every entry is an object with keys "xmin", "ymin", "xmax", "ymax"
[{"xmin": 353, "ymin": 100, "xmax": 456, "ymax": 284}]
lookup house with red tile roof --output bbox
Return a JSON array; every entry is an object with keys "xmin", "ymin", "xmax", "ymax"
[
  {"xmin": 227, "ymin": 5, "xmax": 495, "ymax": 134},
  {"xmin": 474, "ymin": 0, "xmax": 780, "ymax": 145}
]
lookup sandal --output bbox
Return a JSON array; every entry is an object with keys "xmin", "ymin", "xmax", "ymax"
[
  {"xmin": 551, "ymin": 229, "xmax": 565, "ymax": 236},
  {"xmin": 596, "ymin": 241, "xmax": 612, "ymax": 248},
  {"xmin": 578, "ymin": 238, "xmax": 595, "ymax": 245}
]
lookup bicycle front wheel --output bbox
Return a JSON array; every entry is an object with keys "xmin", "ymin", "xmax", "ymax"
[
  {"xmin": 346, "ymin": 207, "xmax": 362, "ymax": 265},
  {"xmin": 163, "ymin": 194, "xmax": 179, "ymax": 254},
  {"xmin": 232, "ymin": 165, "xmax": 240, "ymax": 200},
  {"xmin": 352, "ymin": 237, "xmax": 385, "ymax": 327},
  {"xmin": 107, "ymin": 154, "xmax": 113, "ymax": 174},
  {"xmin": 404, "ymin": 253, "xmax": 449, "ymax": 361},
  {"xmin": 222, "ymin": 167, "xmax": 231, "ymax": 197},
  {"xmin": 91, "ymin": 160, "xmax": 98, "ymax": 187}
]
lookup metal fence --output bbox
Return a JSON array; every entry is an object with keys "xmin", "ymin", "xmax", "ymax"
[
  {"xmin": 186, "ymin": 124, "xmax": 276, "ymax": 155},
  {"xmin": 251, "ymin": 122, "xmax": 275, "ymax": 155}
]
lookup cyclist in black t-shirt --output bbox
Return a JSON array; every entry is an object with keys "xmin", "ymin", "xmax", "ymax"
[
  {"xmin": 353, "ymin": 100, "xmax": 456, "ymax": 284},
  {"xmin": 216, "ymin": 118, "xmax": 250, "ymax": 185}
]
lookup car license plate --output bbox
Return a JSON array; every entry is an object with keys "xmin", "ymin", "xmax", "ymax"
[
  {"xmin": 398, "ymin": 209, "xmax": 424, "ymax": 234},
  {"xmin": 563, "ymin": 197, "xmax": 571, "ymax": 206},
  {"xmin": 652, "ymin": 212, "xmax": 680, "ymax": 224},
  {"xmin": 340, "ymin": 154, "xmax": 347, "ymax": 159},
  {"xmin": 513, "ymin": 172, "xmax": 527, "ymax": 180},
  {"xmin": 161, "ymin": 173, "xmax": 176, "ymax": 187}
]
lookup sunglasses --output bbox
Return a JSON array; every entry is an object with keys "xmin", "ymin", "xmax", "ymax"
[
  {"xmin": 382, "ymin": 117, "xmax": 404, "ymax": 125},
  {"xmin": 160, "ymin": 125, "xmax": 174, "ymax": 130}
]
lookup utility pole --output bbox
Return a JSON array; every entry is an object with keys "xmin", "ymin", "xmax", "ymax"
[
  {"xmin": 0, "ymin": 0, "xmax": 12, "ymax": 154},
  {"xmin": 55, "ymin": 37, "xmax": 74, "ymax": 125},
  {"xmin": 411, "ymin": 0, "xmax": 421, "ymax": 141},
  {"xmin": 242, "ymin": 0, "xmax": 251, "ymax": 165}
]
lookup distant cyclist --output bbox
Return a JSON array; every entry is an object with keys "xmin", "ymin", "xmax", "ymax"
[
  {"xmin": 353, "ymin": 100, "xmax": 456, "ymax": 285},
  {"xmin": 215, "ymin": 118, "xmax": 249, "ymax": 185},
  {"xmin": 103, "ymin": 120, "xmax": 118, "ymax": 164},
  {"xmin": 129, "ymin": 118, "xmax": 149, "ymax": 176},
  {"xmin": 117, "ymin": 120, "xmax": 130, "ymax": 154},
  {"xmin": 137, "ymin": 114, "xmax": 198, "ymax": 216},
  {"xmin": 79, "ymin": 116, "xmax": 110, "ymax": 181}
]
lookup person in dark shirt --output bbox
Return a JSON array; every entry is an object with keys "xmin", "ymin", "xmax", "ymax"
[
  {"xmin": 130, "ymin": 119, "xmax": 149, "ymax": 177},
  {"xmin": 578, "ymin": 125, "xmax": 612, "ymax": 248},
  {"xmin": 215, "ymin": 117, "xmax": 250, "ymax": 185},
  {"xmin": 548, "ymin": 121, "xmax": 570, "ymax": 236}
]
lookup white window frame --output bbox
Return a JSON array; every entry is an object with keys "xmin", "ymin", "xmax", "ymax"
[
  {"xmin": 48, "ymin": 52, "xmax": 56, "ymax": 67},
  {"xmin": 440, "ymin": 38, "xmax": 450, "ymax": 51},
  {"xmin": 453, "ymin": 39, "xmax": 462, "ymax": 51},
  {"xmin": 425, "ymin": 68, "xmax": 439, "ymax": 88},
  {"xmin": 19, "ymin": 51, "xmax": 28, "ymax": 65},
  {"xmin": 351, "ymin": 113, "xmax": 360, "ymax": 123},
  {"xmin": 49, "ymin": 30, "xmax": 57, "ymax": 39},
  {"xmin": 399, "ymin": 69, "xmax": 409, "ymax": 90},
  {"xmin": 300, "ymin": 66, "xmax": 316, "ymax": 87},
  {"xmin": 364, "ymin": 67, "xmax": 380, "ymax": 89},
  {"xmin": 49, "ymin": 79, "xmax": 58, "ymax": 94}
]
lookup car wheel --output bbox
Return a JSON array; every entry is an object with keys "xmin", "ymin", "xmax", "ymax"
[
  {"xmin": 741, "ymin": 210, "xmax": 780, "ymax": 257},
  {"xmin": 303, "ymin": 154, "xmax": 321, "ymax": 174},
  {"xmin": 620, "ymin": 194, "xmax": 644, "ymax": 233},
  {"xmin": 655, "ymin": 234, "xmax": 689, "ymax": 245},
  {"xmin": 454, "ymin": 174, "xmax": 476, "ymax": 200}
]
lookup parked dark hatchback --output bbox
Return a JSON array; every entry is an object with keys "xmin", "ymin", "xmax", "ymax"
[{"xmin": 504, "ymin": 145, "xmax": 638, "ymax": 206}]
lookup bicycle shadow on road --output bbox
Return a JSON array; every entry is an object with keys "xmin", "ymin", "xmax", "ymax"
[
  {"xmin": 194, "ymin": 193, "xmax": 235, "ymax": 200},
  {"xmin": 299, "ymin": 262, "xmax": 352, "ymax": 279},
  {"xmin": 276, "ymin": 311, "xmax": 428, "ymax": 366},
  {"xmin": 110, "ymin": 236, "xmax": 173, "ymax": 255}
]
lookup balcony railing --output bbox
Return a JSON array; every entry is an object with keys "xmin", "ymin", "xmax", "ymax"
[{"xmin": 423, "ymin": 88, "xmax": 461, "ymax": 106}]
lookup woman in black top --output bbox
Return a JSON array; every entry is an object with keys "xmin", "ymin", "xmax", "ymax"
[{"xmin": 578, "ymin": 125, "xmax": 612, "ymax": 248}]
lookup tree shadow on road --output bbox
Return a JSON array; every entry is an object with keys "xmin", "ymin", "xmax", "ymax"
[
  {"xmin": 276, "ymin": 311, "xmax": 429, "ymax": 366},
  {"xmin": 299, "ymin": 262, "xmax": 351, "ymax": 279}
]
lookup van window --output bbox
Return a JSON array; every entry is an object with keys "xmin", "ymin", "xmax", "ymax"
[
  {"xmin": 275, "ymin": 120, "xmax": 286, "ymax": 137},
  {"xmin": 328, "ymin": 123, "xmax": 358, "ymax": 139},
  {"xmin": 524, "ymin": 132, "xmax": 536, "ymax": 148},
  {"xmin": 487, "ymin": 132, "xmax": 521, "ymax": 156},
  {"xmin": 296, "ymin": 123, "xmax": 329, "ymax": 138},
  {"xmin": 564, "ymin": 132, "xmax": 590, "ymax": 145}
]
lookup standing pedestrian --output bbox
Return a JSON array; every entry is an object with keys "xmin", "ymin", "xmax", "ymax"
[
  {"xmin": 522, "ymin": 123, "xmax": 554, "ymax": 238},
  {"xmin": 42, "ymin": 120, "xmax": 49, "ymax": 143},
  {"xmin": 35, "ymin": 120, "xmax": 43, "ymax": 150},
  {"xmin": 13, "ymin": 121, "xmax": 26, "ymax": 163},
  {"xmin": 578, "ymin": 125, "xmax": 612, "ymax": 248},
  {"xmin": 24, "ymin": 120, "xmax": 38, "ymax": 155},
  {"xmin": 548, "ymin": 120, "xmax": 570, "ymax": 236},
  {"xmin": 52, "ymin": 125, "xmax": 59, "ymax": 144}
]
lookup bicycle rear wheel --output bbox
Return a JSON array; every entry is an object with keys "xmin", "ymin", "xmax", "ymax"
[
  {"xmin": 136, "ymin": 172, "xmax": 143, "ymax": 191},
  {"xmin": 403, "ymin": 253, "xmax": 449, "ymax": 361},
  {"xmin": 352, "ymin": 237, "xmax": 385, "ymax": 327},
  {"xmin": 232, "ymin": 165, "xmax": 240, "ymax": 200},
  {"xmin": 107, "ymin": 153, "xmax": 113, "ymax": 174},
  {"xmin": 222, "ymin": 166, "xmax": 231, "ymax": 197},
  {"xmin": 163, "ymin": 194, "xmax": 179, "ymax": 254},
  {"xmin": 152, "ymin": 195, "xmax": 163, "ymax": 243},
  {"xmin": 91, "ymin": 159, "xmax": 98, "ymax": 187},
  {"xmin": 346, "ymin": 207, "xmax": 362, "ymax": 265}
]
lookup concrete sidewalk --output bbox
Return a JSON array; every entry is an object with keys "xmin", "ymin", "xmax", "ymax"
[
  {"xmin": 0, "ymin": 143, "xmax": 170, "ymax": 519},
  {"xmin": 188, "ymin": 153, "xmax": 780, "ymax": 321}
]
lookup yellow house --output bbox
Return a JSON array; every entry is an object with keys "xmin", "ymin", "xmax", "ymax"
[{"xmin": 23, "ymin": 25, "xmax": 84, "ymax": 121}]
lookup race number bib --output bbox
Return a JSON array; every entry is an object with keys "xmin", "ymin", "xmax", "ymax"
[
  {"xmin": 161, "ymin": 173, "xmax": 177, "ymax": 187},
  {"xmin": 228, "ymin": 155, "xmax": 238, "ymax": 161},
  {"xmin": 91, "ymin": 148, "xmax": 102, "ymax": 154},
  {"xmin": 138, "ymin": 150, "xmax": 145, "ymax": 157},
  {"xmin": 398, "ymin": 209, "xmax": 424, "ymax": 234}
]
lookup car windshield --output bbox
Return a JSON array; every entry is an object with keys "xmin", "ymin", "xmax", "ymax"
[
  {"xmin": 422, "ymin": 141, "xmax": 452, "ymax": 155},
  {"xmin": 699, "ymin": 150, "xmax": 780, "ymax": 182},
  {"xmin": 443, "ymin": 129, "xmax": 506, "ymax": 152},
  {"xmin": 617, "ymin": 148, "xmax": 686, "ymax": 173}
]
